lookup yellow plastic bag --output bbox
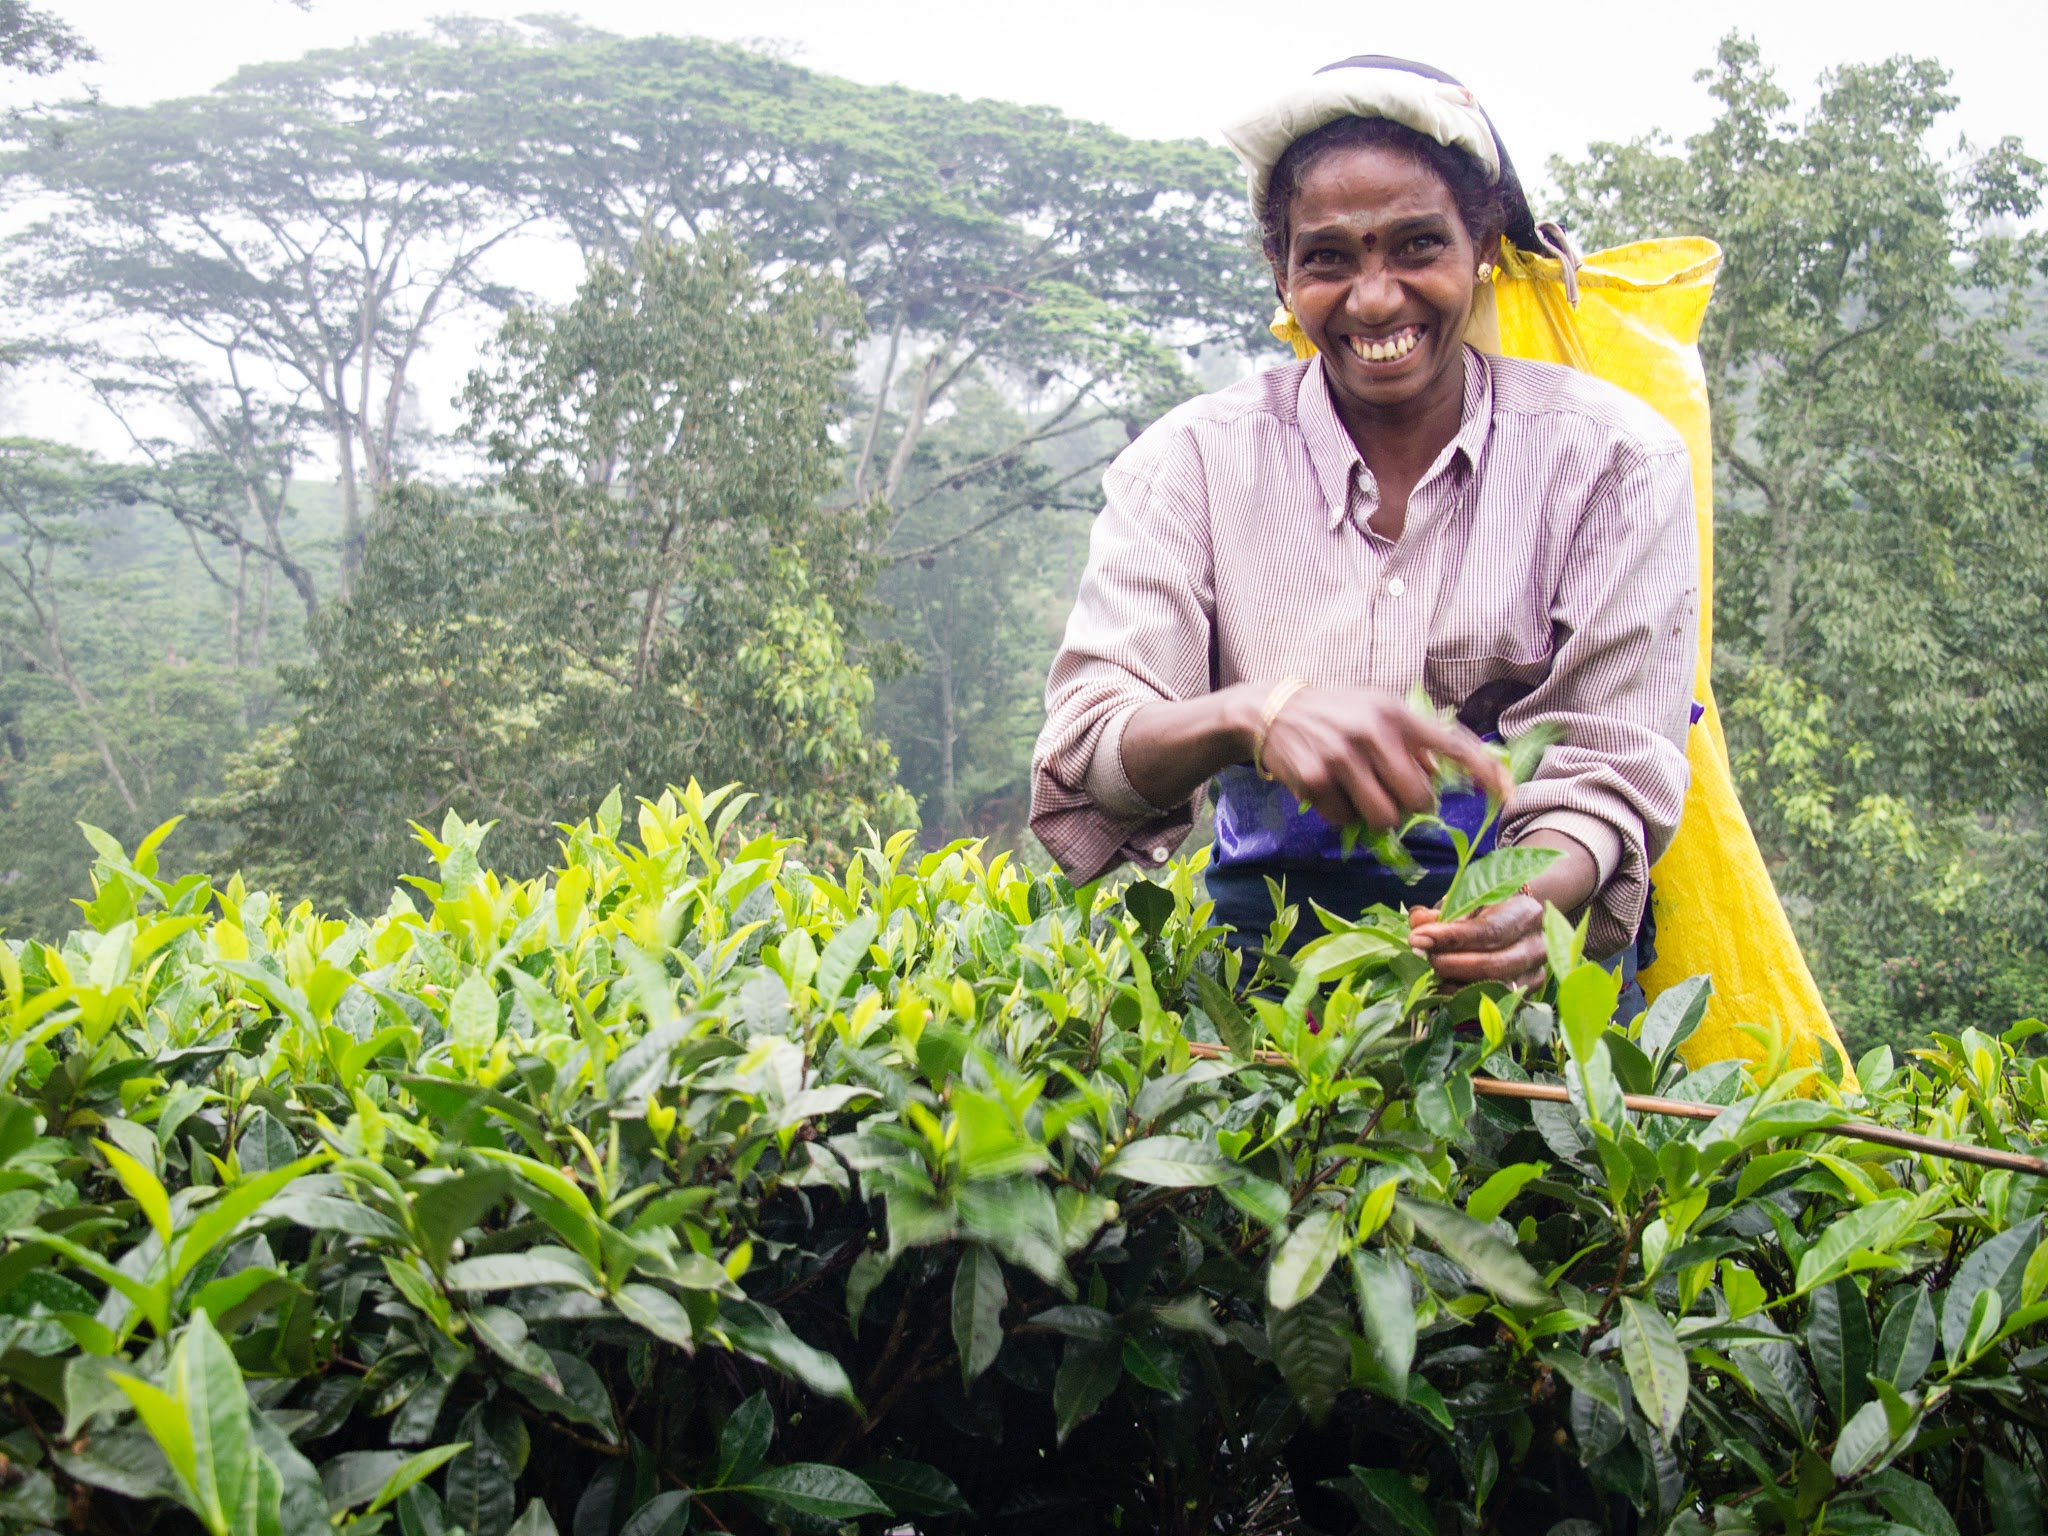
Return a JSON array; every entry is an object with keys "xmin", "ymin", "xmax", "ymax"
[{"xmin": 1483, "ymin": 237, "xmax": 1846, "ymax": 1073}]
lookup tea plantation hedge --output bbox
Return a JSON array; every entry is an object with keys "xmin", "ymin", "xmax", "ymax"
[{"xmin": 0, "ymin": 785, "xmax": 2041, "ymax": 1535}]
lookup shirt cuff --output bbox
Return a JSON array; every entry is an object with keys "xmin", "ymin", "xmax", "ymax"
[
  {"xmin": 1515, "ymin": 809, "xmax": 1624, "ymax": 889},
  {"xmin": 1081, "ymin": 707, "xmax": 1165, "ymax": 819}
]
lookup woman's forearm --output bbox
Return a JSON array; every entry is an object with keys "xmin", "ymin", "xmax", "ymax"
[{"xmin": 1117, "ymin": 684, "xmax": 1265, "ymax": 809}]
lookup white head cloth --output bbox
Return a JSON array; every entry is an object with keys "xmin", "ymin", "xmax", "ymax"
[{"xmin": 1221, "ymin": 65, "xmax": 1500, "ymax": 218}]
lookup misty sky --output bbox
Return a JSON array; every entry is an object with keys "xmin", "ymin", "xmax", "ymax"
[
  {"xmin": 13, "ymin": 0, "xmax": 2041, "ymax": 454},
  {"xmin": 42, "ymin": 0, "xmax": 2046, "ymax": 187}
]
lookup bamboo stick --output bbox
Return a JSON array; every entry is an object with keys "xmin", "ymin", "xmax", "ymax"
[{"xmin": 1180, "ymin": 1040, "xmax": 2048, "ymax": 1176}]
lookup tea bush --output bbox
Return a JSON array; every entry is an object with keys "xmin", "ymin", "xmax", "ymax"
[{"xmin": 0, "ymin": 785, "xmax": 2042, "ymax": 1535}]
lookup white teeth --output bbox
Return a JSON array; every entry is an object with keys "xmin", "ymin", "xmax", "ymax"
[{"xmin": 1350, "ymin": 328, "xmax": 1420, "ymax": 363}]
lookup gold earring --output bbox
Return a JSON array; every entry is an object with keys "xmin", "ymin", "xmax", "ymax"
[{"xmin": 1476, "ymin": 262, "xmax": 1494, "ymax": 282}]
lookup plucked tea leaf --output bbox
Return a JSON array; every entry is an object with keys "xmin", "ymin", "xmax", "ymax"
[{"xmin": 1439, "ymin": 846, "xmax": 1559, "ymax": 924}]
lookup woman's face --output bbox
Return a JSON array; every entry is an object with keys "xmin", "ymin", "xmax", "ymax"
[{"xmin": 1279, "ymin": 142, "xmax": 1482, "ymax": 422}]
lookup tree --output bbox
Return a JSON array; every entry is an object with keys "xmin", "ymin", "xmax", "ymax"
[
  {"xmin": 214, "ymin": 234, "xmax": 914, "ymax": 910},
  {"xmin": 3, "ymin": 30, "xmax": 531, "ymax": 590},
  {"xmin": 870, "ymin": 385, "xmax": 1099, "ymax": 839},
  {"xmin": 0, "ymin": 1, "xmax": 90, "ymax": 79},
  {"xmin": 431, "ymin": 21, "xmax": 1260, "ymax": 519},
  {"xmin": 0, "ymin": 439, "xmax": 246, "ymax": 933},
  {"xmin": 1551, "ymin": 36, "xmax": 2048, "ymax": 1043}
]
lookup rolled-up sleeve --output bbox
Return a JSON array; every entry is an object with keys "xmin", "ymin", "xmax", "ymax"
[
  {"xmin": 1499, "ymin": 441, "xmax": 1699, "ymax": 955},
  {"xmin": 1030, "ymin": 434, "xmax": 1215, "ymax": 882}
]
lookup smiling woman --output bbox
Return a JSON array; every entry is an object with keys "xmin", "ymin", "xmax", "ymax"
[{"xmin": 1029, "ymin": 56, "xmax": 1701, "ymax": 1007}]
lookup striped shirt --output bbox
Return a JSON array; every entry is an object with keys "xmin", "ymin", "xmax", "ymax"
[{"xmin": 1030, "ymin": 347, "xmax": 1699, "ymax": 955}]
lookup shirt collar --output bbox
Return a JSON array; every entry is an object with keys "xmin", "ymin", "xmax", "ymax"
[{"xmin": 1296, "ymin": 347, "xmax": 1494, "ymax": 533}]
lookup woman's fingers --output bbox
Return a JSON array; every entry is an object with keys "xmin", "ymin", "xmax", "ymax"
[
  {"xmin": 1406, "ymin": 713, "xmax": 1515, "ymax": 803},
  {"xmin": 1423, "ymin": 931, "xmax": 1548, "ymax": 984},
  {"xmin": 1410, "ymin": 893, "xmax": 1541, "ymax": 952},
  {"xmin": 1331, "ymin": 754, "xmax": 1403, "ymax": 832},
  {"xmin": 1359, "ymin": 729, "xmax": 1440, "ymax": 820}
]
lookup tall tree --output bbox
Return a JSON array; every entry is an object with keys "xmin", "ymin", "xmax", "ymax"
[
  {"xmin": 433, "ymin": 21, "xmax": 1261, "ymax": 516},
  {"xmin": 0, "ymin": 439, "xmax": 247, "ymax": 934},
  {"xmin": 1551, "ymin": 36, "xmax": 2048, "ymax": 1044},
  {"xmin": 215, "ymin": 234, "xmax": 913, "ymax": 910},
  {"xmin": 3, "ymin": 31, "xmax": 530, "ymax": 589}
]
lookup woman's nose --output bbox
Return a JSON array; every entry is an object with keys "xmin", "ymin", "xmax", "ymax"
[{"xmin": 1345, "ymin": 260, "xmax": 1406, "ymax": 323}]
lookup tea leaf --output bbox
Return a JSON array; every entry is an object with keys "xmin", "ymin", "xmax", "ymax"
[{"xmin": 1616, "ymin": 1296, "xmax": 1688, "ymax": 1441}]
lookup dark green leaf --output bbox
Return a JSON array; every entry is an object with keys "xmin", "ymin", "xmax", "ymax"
[
  {"xmin": 1268, "ymin": 1208, "xmax": 1344, "ymax": 1312},
  {"xmin": 716, "ymin": 1392, "xmax": 772, "ymax": 1486},
  {"xmin": 443, "ymin": 1406, "xmax": 515, "ymax": 1536},
  {"xmin": 855, "ymin": 1458, "xmax": 971, "ymax": 1518},
  {"xmin": 1100, "ymin": 1136, "xmax": 1233, "ymax": 1187},
  {"xmin": 951, "ymin": 1243, "xmax": 1005, "ymax": 1385},
  {"xmin": 1331, "ymin": 1465, "xmax": 1437, "ymax": 1536},
  {"xmin": 1195, "ymin": 971, "xmax": 1255, "ymax": 1058},
  {"xmin": 1638, "ymin": 975, "xmax": 1711, "ymax": 1066},
  {"xmin": 1942, "ymin": 1218, "xmax": 2041, "ymax": 1360},
  {"xmin": 735, "ymin": 1463, "xmax": 890, "ymax": 1520},
  {"xmin": 1398, "ymin": 1197, "xmax": 1551, "ymax": 1310},
  {"xmin": 1875, "ymin": 1287, "xmax": 1937, "ymax": 1391},
  {"xmin": 616, "ymin": 1490, "xmax": 689, "ymax": 1536},
  {"xmin": 1809, "ymin": 1275, "xmax": 1873, "ymax": 1424},
  {"xmin": 1268, "ymin": 1286, "xmax": 1350, "ymax": 1427},
  {"xmin": 1053, "ymin": 1339, "xmax": 1122, "ymax": 1444},
  {"xmin": 1984, "ymin": 1450, "xmax": 2044, "ymax": 1536}
]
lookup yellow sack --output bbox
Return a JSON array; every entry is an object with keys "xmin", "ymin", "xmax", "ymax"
[
  {"xmin": 1486, "ymin": 237, "xmax": 1845, "ymax": 1073},
  {"xmin": 1271, "ymin": 236, "xmax": 1847, "ymax": 1073}
]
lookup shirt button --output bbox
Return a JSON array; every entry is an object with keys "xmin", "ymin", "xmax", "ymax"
[
  {"xmin": 1151, "ymin": 847, "xmax": 1170, "ymax": 864},
  {"xmin": 1386, "ymin": 576, "xmax": 1406, "ymax": 598}
]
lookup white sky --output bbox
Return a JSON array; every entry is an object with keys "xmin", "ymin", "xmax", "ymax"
[
  {"xmin": 14, "ymin": 0, "xmax": 2044, "ymax": 457},
  {"xmin": 42, "ymin": 0, "xmax": 2048, "ymax": 178}
]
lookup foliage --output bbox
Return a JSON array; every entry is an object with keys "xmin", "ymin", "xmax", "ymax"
[
  {"xmin": 212, "ymin": 235, "xmax": 914, "ymax": 913},
  {"xmin": 1551, "ymin": 37, "xmax": 2048, "ymax": 1047},
  {"xmin": 869, "ymin": 385, "xmax": 1101, "ymax": 839},
  {"xmin": 0, "ymin": 439, "xmax": 281, "ymax": 935},
  {"xmin": 0, "ymin": 786, "xmax": 2038, "ymax": 1534}
]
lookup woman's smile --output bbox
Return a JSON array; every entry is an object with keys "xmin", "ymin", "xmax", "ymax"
[
  {"xmin": 1342, "ymin": 324, "xmax": 1426, "ymax": 366},
  {"xmin": 1279, "ymin": 141, "xmax": 1479, "ymax": 432}
]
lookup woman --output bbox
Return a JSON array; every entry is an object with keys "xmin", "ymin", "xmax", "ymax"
[{"xmin": 1030, "ymin": 57, "xmax": 1698, "ymax": 994}]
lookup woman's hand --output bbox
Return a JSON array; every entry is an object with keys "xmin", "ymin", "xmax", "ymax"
[
  {"xmin": 1257, "ymin": 683, "xmax": 1512, "ymax": 832},
  {"xmin": 1407, "ymin": 829, "xmax": 1601, "ymax": 987}
]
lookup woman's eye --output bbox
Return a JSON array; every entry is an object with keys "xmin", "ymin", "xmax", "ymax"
[{"xmin": 1401, "ymin": 234, "xmax": 1448, "ymax": 259}]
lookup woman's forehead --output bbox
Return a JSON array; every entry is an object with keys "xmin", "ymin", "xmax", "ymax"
[
  {"xmin": 1294, "ymin": 144, "xmax": 1458, "ymax": 218},
  {"xmin": 1289, "ymin": 146, "xmax": 1458, "ymax": 237}
]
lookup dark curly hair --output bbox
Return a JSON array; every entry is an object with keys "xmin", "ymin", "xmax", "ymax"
[{"xmin": 1258, "ymin": 116, "xmax": 1510, "ymax": 271}]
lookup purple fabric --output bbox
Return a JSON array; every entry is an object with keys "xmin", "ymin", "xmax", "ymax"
[{"xmin": 1212, "ymin": 762, "xmax": 1500, "ymax": 875}]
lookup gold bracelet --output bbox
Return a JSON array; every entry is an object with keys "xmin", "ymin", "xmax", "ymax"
[{"xmin": 1252, "ymin": 676, "xmax": 1311, "ymax": 781}]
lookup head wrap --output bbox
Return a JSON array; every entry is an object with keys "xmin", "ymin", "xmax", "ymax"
[{"xmin": 1221, "ymin": 55, "xmax": 1541, "ymax": 252}]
